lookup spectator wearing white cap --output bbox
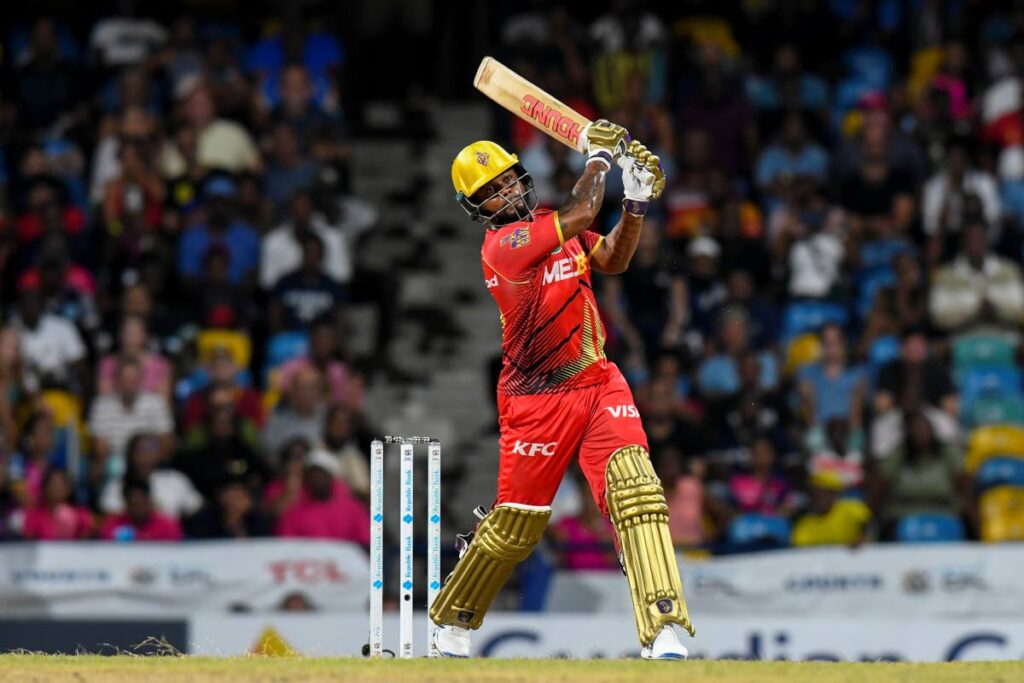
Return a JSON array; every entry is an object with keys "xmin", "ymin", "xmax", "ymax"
[
  {"xmin": 275, "ymin": 449, "xmax": 370, "ymax": 543},
  {"xmin": 685, "ymin": 236, "xmax": 727, "ymax": 346},
  {"xmin": 169, "ymin": 78, "xmax": 260, "ymax": 173}
]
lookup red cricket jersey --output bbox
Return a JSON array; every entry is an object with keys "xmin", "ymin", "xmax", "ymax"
[{"xmin": 481, "ymin": 209, "xmax": 610, "ymax": 395}]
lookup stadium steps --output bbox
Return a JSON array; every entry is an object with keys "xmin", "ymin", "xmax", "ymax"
[{"xmin": 356, "ymin": 101, "xmax": 517, "ymax": 550}]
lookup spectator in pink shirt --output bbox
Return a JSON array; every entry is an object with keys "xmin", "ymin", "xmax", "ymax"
[
  {"xmin": 276, "ymin": 320, "xmax": 363, "ymax": 409},
  {"xmin": 96, "ymin": 315, "xmax": 172, "ymax": 399},
  {"xmin": 550, "ymin": 488, "xmax": 619, "ymax": 571},
  {"xmin": 20, "ymin": 468, "xmax": 93, "ymax": 540},
  {"xmin": 728, "ymin": 437, "xmax": 793, "ymax": 516},
  {"xmin": 100, "ymin": 479, "xmax": 183, "ymax": 541},
  {"xmin": 263, "ymin": 437, "xmax": 312, "ymax": 517},
  {"xmin": 276, "ymin": 450, "xmax": 369, "ymax": 544},
  {"xmin": 6, "ymin": 411, "xmax": 61, "ymax": 507},
  {"xmin": 657, "ymin": 446, "xmax": 710, "ymax": 547}
]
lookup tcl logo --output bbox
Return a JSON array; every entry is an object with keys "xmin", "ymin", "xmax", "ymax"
[
  {"xmin": 268, "ymin": 560, "xmax": 348, "ymax": 585},
  {"xmin": 512, "ymin": 441, "xmax": 558, "ymax": 457},
  {"xmin": 606, "ymin": 405, "xmax": 640, "ymax": 418}
]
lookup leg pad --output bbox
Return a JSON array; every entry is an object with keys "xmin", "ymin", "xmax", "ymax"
[
  {"xmin": 429, "ymin": 503, "xmax": 551, "ymax": 629},
  {"xmin": 606, "ymin": 445, "xmax": 695, "ymax": 645}
]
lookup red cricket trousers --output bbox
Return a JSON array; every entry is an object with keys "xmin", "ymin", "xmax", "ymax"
[{"xmin": 495, "ymin": 364, "xmax": 648, "ymax": 516}]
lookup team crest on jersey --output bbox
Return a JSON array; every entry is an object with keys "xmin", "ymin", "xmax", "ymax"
[
  {"xmin": 476, "ymin": 152, "xmax": 490, "ymax": 166},
  {"xmin": 500, "ymin": 226, "xmax": 531, "ymax": 249}
]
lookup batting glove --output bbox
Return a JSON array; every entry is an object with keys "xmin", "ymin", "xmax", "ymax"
[
  {"xmin": 618, "ymin": 140, "xmax": 665, "ymax": 216},
  {"xmin": 582, "ymin": 119, "xmax": 629, "ymax": 169}
]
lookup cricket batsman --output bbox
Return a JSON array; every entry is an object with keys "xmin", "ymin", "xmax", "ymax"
[{"xmin": 430, "ymin": 120, "xmax": 694, "ymax": 660}]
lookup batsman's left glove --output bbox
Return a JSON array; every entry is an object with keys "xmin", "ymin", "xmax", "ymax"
[{"xmin": 619, "ymin": 140, "xmax": 666, "ymax": 216}]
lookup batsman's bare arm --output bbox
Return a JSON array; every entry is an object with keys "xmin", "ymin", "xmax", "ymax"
[
  {"xmin": 556, "ymin": 159, "xmax": 643, "ymax": 275},
  {"xmin": 556, "ymin": 158, "xmax": 609, "ymax": 239},
  {"xmin": 590, "ymin": 209, "xmax": 643, "ymax": 275}
]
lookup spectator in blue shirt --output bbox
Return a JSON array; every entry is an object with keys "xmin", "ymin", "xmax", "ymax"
[
  {"xmin": 747, "ymin": 44, "xmax": 829, "ymax": 121},
  {"xmin": 177, "ymin": 176, "xmax": 260, "ymax": 288},
  {"xmin": 265, "ymin": 123, "xmax": 318, "ymax": 218},
  {"xmin": 697, "ymin": 306, "xmax": 779, "ymax": 398},
  {"xmin": 246, "ymin": 24, "xmax": 342, "ymax": 109},
  {"xmin": 755, "ymin": 112, "xmax": 829, "ymax": 212},
  {"xmin": 268, "ymin": 231, "xmax": 345, "ymax": 333},
  {"xmin": 270, "ymin": 64, "xmax": 346, "ymax": 157},
  {"xmin": 797, "ymin": 323, "xmax": 866, "ymax": 429}
]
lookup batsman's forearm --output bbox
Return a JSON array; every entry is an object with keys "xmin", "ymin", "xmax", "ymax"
[
  {"xmin": 557, "ymin": 160, "xmax": 607, "ymax": 238},
  {"xmin": 600, "ymin": 211, "xmax": 644, "ymax": 274}
]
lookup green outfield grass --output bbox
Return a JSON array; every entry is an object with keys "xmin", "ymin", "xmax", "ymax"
[{"xmin": 0, "ymin": 656, "xmax": 1021, "ymax": 683}]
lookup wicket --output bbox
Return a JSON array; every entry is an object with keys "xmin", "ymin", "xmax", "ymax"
[{"xmin": 368, "ymin": 436, "xmax": 442, "ymax": 658}]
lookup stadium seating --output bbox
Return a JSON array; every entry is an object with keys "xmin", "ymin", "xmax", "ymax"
[
  {"xmin": 963, "ymin": 393, "xmax": 1024, "ymax": 429},
  {"xmin": 727, "ymin": 513, "xmax": 792, "ymax": 547},
  {"xmin": 38, "ymin": 390, "xmax": 83, "ymax": 429},
  {"xmin": 953, "ymin": 334, "xmax": 1016, "ymax": 373},
  {"xmin": 781, "ymin": 301, "xmax": 847, "ymax": 343},
  {"xmin": 868, "ymin": 335, "xmax": 900, "ymax": 370},
  {"xmin": 174, "ymin": 366, "xmax": 255, "ymax": 406},
  {"xmin": 958, "ymin": 367, "xmax": 1024, "ymax": 413},
  {"xmin": 262, "ymin": 332, "xmax": 312, "ymax": 401},
  {"xmin": 859, "ymin": 240, "xmax": 910, "ymax": 271},
  {"xmin": 965, "ymin": 425, "xmax": 1024, "ymax": 473},
  {"xmin": 975, "ymin": 457, "xmax": 1024, "ymax": 493},
  {"xmin": 978, "ymin": 485, "xmax": 1024, "ymax": 542},
  {"xmin": 785, "ymin": 333, "xmax": 821, "ymax": 374},
  {"xmin": 856, "ymin": 268, "xmax": 895, "ymax": 320},
  {"xmin": 265, "ymin": 331, "xmax": 310, "ymax": 375},
  {"xmin": 196, "ymin": 329, "xmax": 252, "ymax": 368},
  {"xmin": 895, "ymin": 514, "xmax": 965, "ymax": 543}
]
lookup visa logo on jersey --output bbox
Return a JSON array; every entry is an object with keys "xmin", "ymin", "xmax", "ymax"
[
  {"xmin": 512, "ymin": 441, "xmax": 558, "ymax": 457},
  {"xmin": 606, "ymin": 405, "xmax": 640, "ymax": 418},
  {"xmin": 543, "ymin": 254, "xmax": 588, "ymax": 285}
]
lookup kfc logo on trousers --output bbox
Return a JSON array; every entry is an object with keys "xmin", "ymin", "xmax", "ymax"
[{"xmin": 512, "ymin": 441, "xmax": 558, "ymax": 457}]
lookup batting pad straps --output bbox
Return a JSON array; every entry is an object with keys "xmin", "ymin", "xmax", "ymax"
[
  {"xmin": 606, "ymin": 445, "xmax": 695, "ymax": 645},
  {"xmin": 429, "ymin": 504, "xmax": 551, "ymax": 630}
]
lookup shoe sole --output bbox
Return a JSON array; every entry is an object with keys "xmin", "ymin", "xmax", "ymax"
[{"xmin": 641, "ymin": 651, "xmax": 688, "ymax": 661}]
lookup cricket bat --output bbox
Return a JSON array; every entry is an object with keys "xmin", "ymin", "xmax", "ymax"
[{"xmin": 474, "ymin": 56, "xmax": 592, "ymax": 153}]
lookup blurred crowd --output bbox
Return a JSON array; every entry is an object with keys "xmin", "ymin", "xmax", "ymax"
[
  {"xmin": 500, "ymin": 0, "xmax": 1024, "ymax": 565},
  {"xmin": 4, "ymin": 1, "xmax": 1024, "ymax": 573},
  {"xmin": 0, "ymin": 11, "xmax": 387, "ymax": 544}
]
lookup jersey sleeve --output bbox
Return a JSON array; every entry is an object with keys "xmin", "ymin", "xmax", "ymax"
[
  {"xmin": 579, "ymin": 230, "xmax": 605, "ymax": 259},
  {"xmin": 482, "ymin": 211, "xmax": 565, "ymax": 282}
]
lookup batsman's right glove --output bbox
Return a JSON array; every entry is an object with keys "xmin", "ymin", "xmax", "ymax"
[{"xmin": 582, "ymin": 119, "xmax": 629, "ymax": 168}]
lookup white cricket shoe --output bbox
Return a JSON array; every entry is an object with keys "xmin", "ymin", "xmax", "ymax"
[
  {"xmin": 433, "ymin": 624, "xmax": 471, "ymax": 658},
  {"xmin": 640, "ymin": 626, "xmax": 689, "ymax": 661}
]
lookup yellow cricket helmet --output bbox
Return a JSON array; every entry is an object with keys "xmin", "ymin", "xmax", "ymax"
[
  {"xmin": 452, "ymin": 141, "xmax": 537, "ymax": 225},
  {"xmin": 452, "ymin": 140, "xmax": 519, "ymax": 199}
]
